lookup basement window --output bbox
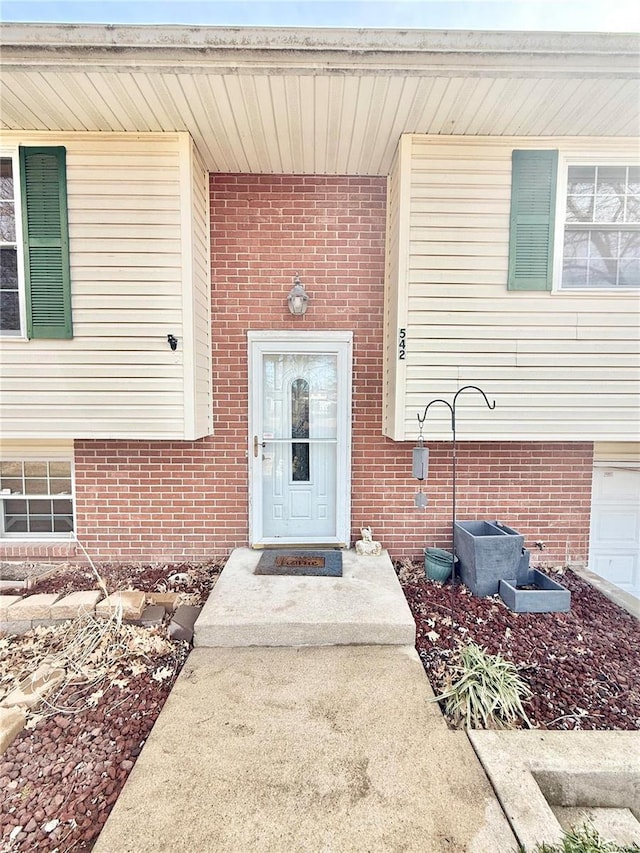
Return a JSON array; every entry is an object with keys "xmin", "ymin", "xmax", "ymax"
[{"xmin": 0, "ymin": 459, "xmax": 74, "ymax": 537}]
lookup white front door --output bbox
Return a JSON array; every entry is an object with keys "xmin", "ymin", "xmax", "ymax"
[
  {"xmin": 249, "ymin": 331, "xmax": 352, "ymax": 547},
  {"xmin": 589, "ymin": 465, "xmax": 640, "ymax": 599}
]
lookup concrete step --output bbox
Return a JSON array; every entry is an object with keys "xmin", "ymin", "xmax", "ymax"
[
  {"xmin": 469, "ymin": 729, "xmax": 640, "ymax": 850},
  {"xmin": 93, "ymin": 645, "xmax": 516, "ymax": 853},
  {"xmin": 194, "ymin": 548, "xmax": 416, "ymax": 647},
  {"xmin": 552, "ymin": 806, "xmax": 640, "ymax": 847}
]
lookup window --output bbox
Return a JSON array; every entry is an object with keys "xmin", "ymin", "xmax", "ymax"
[
  {"xmin": 561, "ymin": 165, "xmax": 640, "ymax": 290},
  {"xmin": 291, "ymin": 378, "xmax": 310, "ymax": 482},
  {"xmin": 0, "ymin": 460, "xmax": 74, "ymax": 537},
  {"xmin": 0, "ymin": 154, "xmax": 23, "ymax": 334},
  {"xmin": 0, "ymin": 146, "xmax": 72, "ymax": 338},
  {"xmin": 508, "ymin": 150, "xmax": 639, "ymax": 292}
]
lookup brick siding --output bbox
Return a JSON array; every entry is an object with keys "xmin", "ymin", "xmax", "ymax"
[{"xmin": 2, "ymin": 175, "xmax": 594, "ymax": 564}]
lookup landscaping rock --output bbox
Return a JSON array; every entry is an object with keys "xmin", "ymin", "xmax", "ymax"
[
  {"xmin": 400, "ymin": 564, "xmax": 640, "ymax": 731},
  {"xmin": 96, "ymin": 591, "xmax": 146, "ymax": 621},
  {"xmin": 0, "ymin": 579, "xmax": 26, "ymax": 592},
  {"xmin": 145, "ymin": 592, "xmax": 182, "ymax": 613},
  {"xmin": 50, "ymin": 590, "xmax": 103, "ymax": 621},
  {"xmin": 2, "ymin": 621, "xmax": 31, "ymax": 636},
  {"xmin": 140, "ymin": 605, "xmax": 165, "ymax": 628},
  {"xmin": 168, "ymin": 605, "xmax": 202, "ymax": 643},
  {"xmin": 2, "ymin": 664, "xmax": 66, "ymax": 710},
  {"xmin": 0, "ymin": 595, "xmax": 23, "ymax": 623},
  {"xmin": 0, "ymin": 557, "xmax": 224, "ymax": 853},
  {"xmin": 1, "ymin": 562, "xmax": 63, "ymax": 589},
  {"xmin": 0, "ymin": 707, "xmax": 26, "ymax": 755},
  {"xmin": 4, "ymin": 594, "xmax": 61, "ymax": 621},
  {"xmin": 4, "ymin": 555, "xmax": 639, "ymax": 853}
]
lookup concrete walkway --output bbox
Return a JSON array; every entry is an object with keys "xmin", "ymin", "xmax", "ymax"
[
  {"xmin": 93, "ymin": 645, "xmax": 515, "ymax": 852},
  {"xmin": 94, "ymin": 550, "xmax": 517, "ymax": 852}
]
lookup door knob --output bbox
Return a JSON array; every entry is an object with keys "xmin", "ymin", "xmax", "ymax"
[{"xmin": 253, "ymin": 436, "xmax": 266, "ymax": 457}]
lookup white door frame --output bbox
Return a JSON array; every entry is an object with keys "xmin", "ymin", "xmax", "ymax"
[{"xmin": 248, "ymin": 330, "xmax": 352, "ymax": 548}]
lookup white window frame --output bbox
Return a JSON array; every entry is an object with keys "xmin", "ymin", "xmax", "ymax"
[
  {"xmin": 0, "ymin": 457, "xmax": 76, "ymax": 540},
  {"xmin": 0, "ymin": 147, "xmax": 26, "ymax": 337},
  {"xmin": 553, "ymin": 153, "xmax": 640, "ymax": 294}
]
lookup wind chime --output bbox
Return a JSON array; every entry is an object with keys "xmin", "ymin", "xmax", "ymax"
[{"xmin": 412, "ymin": 429, "xmax": 429, "ymax": 509}]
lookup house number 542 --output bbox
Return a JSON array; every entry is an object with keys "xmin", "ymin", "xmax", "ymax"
[{"xmin": 398, "ymin": 328, "xmax": 406, "ymax": 360}]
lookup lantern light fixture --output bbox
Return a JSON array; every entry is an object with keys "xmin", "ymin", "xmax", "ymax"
[{"xmin": 287, "ymin": 273, "xmax": 309, "ymax": 316}]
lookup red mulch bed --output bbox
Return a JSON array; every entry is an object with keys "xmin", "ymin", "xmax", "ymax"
[
  {"xmin": 1, "ymin": 560, "xmax": 222, "ymax": 853},
  {"xmin": 2, "ymin": 559, "xmax": 639, "ymax": 852},
  {"xmin": 23, "ymin": 560, "xmax": 221, "ymax": 599},
  {"xmin": 397, "ymin": 561, "xmax": 640, "ymax": 731},
  {"xmin": 1, "ymin": 666, "xmax": 185, "ymax": 853}
]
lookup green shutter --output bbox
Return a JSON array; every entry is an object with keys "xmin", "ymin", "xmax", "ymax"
[
  {"xmin": 20, "ymin": 146, "xmax": 72, "ymax": 338},
  {"xmin": 507, "ymin": 149, "xmax": 558, "ymax": 292}
]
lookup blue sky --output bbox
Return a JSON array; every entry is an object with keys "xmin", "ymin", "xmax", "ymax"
[{"xmin": 2, "ymin": 1, "xmax": 639, "ymax": 32}]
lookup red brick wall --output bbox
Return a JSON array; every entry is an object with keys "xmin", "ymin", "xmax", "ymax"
[
  {"xmin": 2, "ymin": 175, "xmax": 594, "ymax": 565},
  {"xmin": 399, "ymin": 441, "xmax": 594, "ymax": 564}
]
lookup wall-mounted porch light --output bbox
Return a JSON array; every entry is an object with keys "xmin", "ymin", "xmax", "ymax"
[{"xmin": 287, "ymin": 273, "xmax": 309, "ymax": 316}]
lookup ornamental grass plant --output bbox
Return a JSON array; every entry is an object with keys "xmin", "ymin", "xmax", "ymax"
[
  {"xmin": 520, "ymin": 822, "xmax": 640, "ymax": 852},
  {"xmin": 434, "ymin": 641, "xmax": 532, "ymax": 729}
]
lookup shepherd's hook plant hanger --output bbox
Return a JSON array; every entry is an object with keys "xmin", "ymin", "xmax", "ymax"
[{"xmin": 417, "ymin": 385, "xmax": 496, "ymax": 600}]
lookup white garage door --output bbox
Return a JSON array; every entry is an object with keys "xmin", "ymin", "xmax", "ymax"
[{"xmin": 589, "ymin": 465, "xmax": 640, "ymax": 599}]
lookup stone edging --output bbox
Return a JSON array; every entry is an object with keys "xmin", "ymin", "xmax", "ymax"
[{"xmin": 0, "ymin": 591, "xmax": 201, "ymax": 756}]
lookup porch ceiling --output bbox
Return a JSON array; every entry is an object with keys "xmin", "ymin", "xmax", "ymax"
[{"xmin": 1, "ymin": 24, "xmax": 639, "ymax": 175}]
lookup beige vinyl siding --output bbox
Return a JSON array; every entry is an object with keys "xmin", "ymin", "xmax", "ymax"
[
  {"xmin": 384, "ymin": 134, "xmax": 640, "ymax": 441},
  {"xmin": 594, "ymin": 443, "xmax": 640, "ymax": 463},
  {"xmin": 188, "ymin": 140, "xmax": 213, "ymax": 438},
  {"xmin": 0, "ymin": 131, "xmax": 212, "ymax": 440},
  {"xmin": 0, "ymin": 439, "xmax": 74, "ymax": 459}
]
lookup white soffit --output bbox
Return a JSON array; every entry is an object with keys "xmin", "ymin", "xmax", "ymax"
[{"xmin": 1, "ymin": 24, "xmax": 639, "ymax": 175}]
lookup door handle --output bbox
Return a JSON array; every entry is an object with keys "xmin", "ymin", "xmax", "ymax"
[{"xmin": 253, "ymin": 436, "xmax": 265, "ymax": 457}]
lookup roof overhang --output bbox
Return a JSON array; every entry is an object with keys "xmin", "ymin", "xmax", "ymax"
[{"xmin": 1, "ymin": 24, "xmax": 639, "ymax": 174}]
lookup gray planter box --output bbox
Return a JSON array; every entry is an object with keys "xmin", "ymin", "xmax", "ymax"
[
  {"xmin": 517, "ymin": 549, "xmax": 531, "ymax": 585},
  {"xmin": 454, "ymin": 520, "xmax": 524, "ymax": 597},
  {"xmin": 499, "ymin": 570, "xmax": 571, "ymax": 613}
]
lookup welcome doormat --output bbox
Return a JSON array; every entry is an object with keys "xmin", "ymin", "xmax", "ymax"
[{"xmin": 254, "ymin": 550, "xmax": 343, "ymax": 577}]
